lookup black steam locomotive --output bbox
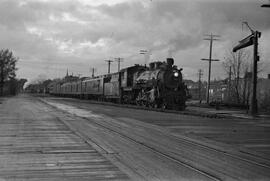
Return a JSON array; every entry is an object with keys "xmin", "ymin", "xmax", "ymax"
[{"xmin": 50, "ymin": 58, "xmax": 188, "ymax": 110}]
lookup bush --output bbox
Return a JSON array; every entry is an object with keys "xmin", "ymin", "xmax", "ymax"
[{"xmin": 259, "ymin": 93, "xmax": 270, "ymax": 113}]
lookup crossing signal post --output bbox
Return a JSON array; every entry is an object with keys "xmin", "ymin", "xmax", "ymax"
[
  {"xmin": 261, "ymin": 1, "xmax": 270, "ymax": 7},
  {"xmin": 232, "ymin": 34, "xmax": 254, "ymax": 52},
  {"xmin": 233, "ymin": 30, "xmax": 261, "ymax": 115},
  {"xmin": 261, "ymin": 4, "xmax": 270, "ymax": 7}
]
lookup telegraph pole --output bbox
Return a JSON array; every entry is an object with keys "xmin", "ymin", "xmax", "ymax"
[
  {"xmin": 233, "ymin": 22, "xmax": 261, "ymax": 115},
  {"xmin": 201, "ymin": 33, "xmax": 220, "ymax": 104},
  {"xmin": 252, "ymin": 31, "xmax": 259, "ymax": 114},
  {"xmin": 105, "ymin": 60, "xmax": 113, "ymax": 74},
  {"xmin": 198, "ymin": 69, "xmax": 203, "ymax": 103},
  {"xmin": 114, "ymin": 58, "xmax": 124, "ymax": 72},
  {"xmin": 90, "ymin": 68, "xmax": 96, "ymax": 77},
  {"xmin": 228, "ymin": 66, "xmax": 232, "ymax": 100}
]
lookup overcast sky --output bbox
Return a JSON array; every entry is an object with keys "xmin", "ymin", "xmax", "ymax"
[{"xmin": 0, "ymin": 0, "xmax": 269, "ymax": 83}]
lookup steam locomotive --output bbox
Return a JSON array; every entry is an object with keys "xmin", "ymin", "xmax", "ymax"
[{"xmin": 50, "ymin": 58, "xmax": 188, "ymax": 110}]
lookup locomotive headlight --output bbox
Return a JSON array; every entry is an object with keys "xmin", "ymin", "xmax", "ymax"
[{"xmin": 174, "ymin": 72, "xmax": 179, "ymax": 77}]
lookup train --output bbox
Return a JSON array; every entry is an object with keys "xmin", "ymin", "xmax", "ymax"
[{"xmin": 49, "ymin": 58, "xmax": 188, "ymax": 110}]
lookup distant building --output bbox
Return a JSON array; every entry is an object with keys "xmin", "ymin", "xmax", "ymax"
[
  {"xmin": 185, "ymin": 75, "xmax": 270, "ymax": 111},
  {"xmin": 184, "ymin": 80, "xmax": 206, "ymax": 100},
  {"xmin": 208, "ymin": 80, "xmax": 228, "ymax": 103},
  {"xmin": 64, "ymin": 70, "xmax": 79, "ymax": 82},
  {"xmin": 257, "ymin": 77, "xmax": 270, "ymax": 110}
]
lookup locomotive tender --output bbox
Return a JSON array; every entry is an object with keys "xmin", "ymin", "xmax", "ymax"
[{"xmin": 50, "ymin": 58, "xmax": 188, "ymax": 110}]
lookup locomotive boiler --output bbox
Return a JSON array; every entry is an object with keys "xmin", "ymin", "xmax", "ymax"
[{"xmin": 131, "ymin": 58, "xmax": 187, "ymax": 110}]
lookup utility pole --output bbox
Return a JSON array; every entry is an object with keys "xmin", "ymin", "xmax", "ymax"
[
  {"xmin": 201, "ymin": 33, "xmax": 220, "ymax": 104},
  {"xmin": 228, "ymin": 66, "xmax": 232, "ymax": 100},
  {"xmin": 114, "ymin": 58, "xmax": 124, "ymax": 72},
  {"xmin": 105, "ymin": 60, "xmax": 113, "ymax": 74},
  {"xmin": 198, "ymin": 69, "xmax": 203, "ymax": 103},
  {"xmin": 90, "ymin": 68, "xmax": 96, "ymax": 77},
  {"xmin": 252, "ymin": 31, "xmax": 259, "ymax": 114},
  {"xmin": 233, "ymin": 22, "xmax": 261, "ymax": 115}
]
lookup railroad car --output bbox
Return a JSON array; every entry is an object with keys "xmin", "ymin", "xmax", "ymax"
[
  {"xmin": 104, "ymin": 72, "xmax": 121, "ymax": 102},
  {"xmin": 82, "ymin": 76, "xmax": 104, "ymax": 99},
  {"xmin": 49, "ymin": 58, "xmax": 188, "ymax": 110},
  {"xmin": 76, "ymin": 80, "xmax": 82, "ymax": 98}
]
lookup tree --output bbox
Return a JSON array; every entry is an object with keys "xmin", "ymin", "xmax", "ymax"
[
  {"xmin": 0, "ymin": 49, "xmax": 18, "ymax": 96},
  {"xmin": 223, "ymin": 49, "xmax": 250, "ymax": 104}
]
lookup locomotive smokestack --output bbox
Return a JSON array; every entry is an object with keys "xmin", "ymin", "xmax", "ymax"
[
  {"xmin": 149, "ymin": 62, "xmax": 155, "ymax": 70},
  {"xmin": 167, "ymin": 58, "xmax": 174, "ymax": 67}
]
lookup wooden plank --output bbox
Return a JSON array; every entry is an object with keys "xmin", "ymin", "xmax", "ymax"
[{"xmin": 0, "ymin": 97, "xmax": 130, "ymax": 181}]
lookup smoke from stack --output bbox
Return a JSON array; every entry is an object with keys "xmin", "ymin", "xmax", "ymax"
[{"xmin": 167, "ymin": 48, "xmax": 173, "ymax": 58}]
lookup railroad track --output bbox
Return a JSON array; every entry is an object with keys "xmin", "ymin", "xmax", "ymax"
[
  {"xmin": 80, "ymin": 117, "xmax": 223, "ymax": 181},
  {"xmin": 46, "ymin": 96, "xmax": 224, "ymax": 118},
  {"xmin": 80, "ymin": 116, "xmax": 270, "ymax": 180},
  {"xmin": 41, "ymin": 98, "xmax": 270, "ymax": 180},
  {"xmin": 51, "ymin": 110, "xmax": 221, "ymax": 180},
  {"xmin": 62, "ymin": 99, "xmax": 270, "ymax": 168}
]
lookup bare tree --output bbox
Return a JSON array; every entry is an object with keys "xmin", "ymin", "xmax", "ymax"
[
  {"xmin": 223, "ymin": 49, "xmax": 250, "ymax": 104},
  {"xmin": 0, "ymin": 49, "xmax": 18, "ymax": 96}
]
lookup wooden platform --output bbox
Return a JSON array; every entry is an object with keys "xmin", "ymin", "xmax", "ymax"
[
  {"xmin": 42, "ymin": 96, "xmax": 270, "ymax": 180},
  {"xmin": 0, "ymin": 97, "xmax": 129, "ymax": 181},
  {"xmin": 2, "ymin": 95, "xmax": 270, "ymax": 180}
]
